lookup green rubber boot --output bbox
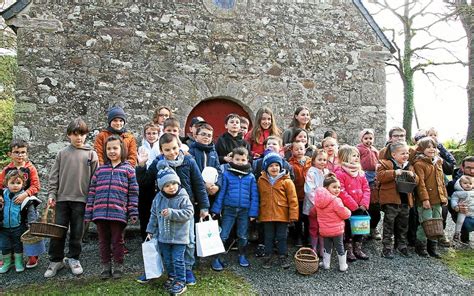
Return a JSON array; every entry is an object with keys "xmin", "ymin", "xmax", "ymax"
[
  {"xmin": 14, "ymin": 253, "xmax": 24, "ymax": 273},
  {"xmin": 0, "ymin": 254, "xmax": 13, "ymax": 273}
]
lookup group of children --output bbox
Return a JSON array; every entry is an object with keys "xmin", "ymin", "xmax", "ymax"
[{"xmin": 0, "ymin": 104, "xmax": 472, "ymax": 295}]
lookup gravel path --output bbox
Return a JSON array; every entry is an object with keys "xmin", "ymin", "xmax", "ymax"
[{"xmin": 1, "ymin": 221, "xmax": 473, "ymax": 295}]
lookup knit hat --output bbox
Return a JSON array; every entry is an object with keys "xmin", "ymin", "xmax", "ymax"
[
  {"xmin": 262, "ymin": 152, "xmax": 283, "ymax": 173},
  {"xmin": 359, "ymin": 128, "xmax": 375, "ymax": 142},
  {"xmin": 107, "ymin": 106, "xmax": 127, "ymax": 125},
  {"xmin": 157, "ymin": 166, "xmax": 181, "ymax": 191}
]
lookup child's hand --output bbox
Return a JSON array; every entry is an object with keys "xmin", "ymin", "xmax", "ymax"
[
  {"xmin": 137, "ymin": 148, "xmax": 149, "ymax": 166},
  {"xmin": 161, "ymin": 208, "xmax": 170, "ymax": 217},
  {"xmin": 130, "ymin": 216, "xmax": 138, "ymax": 224},
  {"xmin": 200, "ymin": 209, "xmax": 209, "ymax": 219},
  {"xmin": 359, "ymin": 205, "xmax": 367, "ymax": 211},
  {"xmin": 146, "ymin": 233, "xmax": 153, "ymax": 240},
  {"xmin": 224, "ymin": 154, "xmax": 233, "ymax": 163},
  {"xmin": 207, "ymin": 185, "xmax": 219, "ymax": 196},
  {"xmin": 250, "ymin": 217, "xmax": 256, "ymax": 222},
  {"xmin": 422, "ymin": 200, "xmax": 431, "ymax": 209},
  {"xmin": 253, "ymin": 153, "xmax": 261, "ymax": 159},
  {"xmin": 395, "ymin": 169, "xmax": 402, "ymax": 176},
  {"xmin": 405, "ymin": 171, "xmax": 414, "ymax": 177},
  {"xmin": 48, "ymin": 198, "xmax": 56, "ymax": 208}
]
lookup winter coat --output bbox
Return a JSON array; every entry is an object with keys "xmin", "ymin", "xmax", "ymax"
[
  {"xmin": 288, "ymin": 156, "xmax": 312, "ymax": 201},
  {"xmin": 0, "ymin": 161, "xmax": 40, "ymax": 197},
  {"xmin": 326, "ymin": 156, "xmax": 339, "ymax": 172},
  {"xmin": 334, "ymin": 166, "xmax": 370, "ymax": 211},
  {"xmin": 146, "ymin": 188, "xmax": 194, "ymax": 245},
  {"xmin": 94, "ymin": 129, "xmax": 138, "ymax": 167},
  {"xmin": 310, "ymin": 187, "xmax": 351, "ymax": 237},
  {"xmin": 2, "ymin": 189, "xmax": 40, "ymax": 228},
  {"xmin": 376, "ymin": 159, "xmax": 418, "ymax": 207},
  {"xmin": 303, "ymin": 167, "xmax": 329, "ymax": 215},
  {"xmin": 413, "ymin": 155, "xmax": 448, "ymax": 206},
  {"xmin": 252, "ymin": 154, "xmax": 295, "ymax": 181},
  {"xmin": 357, "ymin": 143, "xmax": 379, "ymax": 172},
  {"xmin": 450, "ymin": 179, "xmax": 474, "ymax": 217},
  {"xmin": 85, "ymin": 162, "xmax": 139, "ymax": 224},
  {"xmin": 211, "ymin": 169, "xmax": 259, "ymax": 217},
  {"xmin": 188, "ymin": 141, "xmax": 223, "ymax": 188},
  {"xmin": 215, "ymin": 132, "xmax": 251, "ymax": 164},
  {"xmin": 257, "ymin": 171, "xmax": 298, "ymax": 222},
  {"xmin": 245, "ymin": 129, "xmax": 271, "ymax": 158}
]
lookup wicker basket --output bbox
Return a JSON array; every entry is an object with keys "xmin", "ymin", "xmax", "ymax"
[
  {"xmin": 30, "ymin": 204, "xmax": 68, "ymax": 239},
  {"xmin": 395, "ymin": 173, "xmax": 417, "ymax": 194},
  {"xmin": 294, "ymin": 247, "xmax": 319, "ymax": 275},
  {"xmin": 21, "ymin": 229, "xmax": 44, "ymax": 244},
  {"xmin": 422, "ymin": 218, "xmax": 444, "ymax": 239}
]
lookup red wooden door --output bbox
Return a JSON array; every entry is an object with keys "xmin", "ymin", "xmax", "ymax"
[{"xmin": 185, "ymin": 98, "xmax": 252, "ymax": 142}]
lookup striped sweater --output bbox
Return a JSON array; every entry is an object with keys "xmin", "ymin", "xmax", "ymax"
[{"xmin": 85, "ymin": 162, "xmax": 139, "ymax": 224}]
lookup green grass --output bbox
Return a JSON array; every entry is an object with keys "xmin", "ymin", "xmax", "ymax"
[
  {"xmin": 442, "ymin": 248, "xmax": 474, "ymax": 280},
  {"xmin": 6, "ymin": 270, "xmax": 256, "ymax": 296},
  {"xmin": 0, "ymin": 56, "xmax": 17, "ymax": 166}
]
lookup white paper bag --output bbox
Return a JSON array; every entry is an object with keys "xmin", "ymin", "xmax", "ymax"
[
  {"xmin": 142, "ymin": 238, "xmax": 164, "ymax": 279},
  {"xmin": 195, "ymin": 216, "xmax": 225, "ymax": 257}
]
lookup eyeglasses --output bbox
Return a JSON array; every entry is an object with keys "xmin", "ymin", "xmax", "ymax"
[
  {"xmin": 158, "ymin": 114, "xmax": 170, "ymax": 118},
  {"xmin": 12, "ymin": 151, "xmax": 27, "ymax": 155},
  {"xmin": 198, "ymin": 132, "xmax": 213, "ymax": 138}
]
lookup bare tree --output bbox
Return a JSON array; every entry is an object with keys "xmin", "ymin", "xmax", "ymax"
[{"xmin": 371, "ymin": 0, "xmax": 467, "ymax": 141}]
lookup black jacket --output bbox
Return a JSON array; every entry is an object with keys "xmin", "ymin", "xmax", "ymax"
[{"xmin": 215, "ymin": 132, "xmax": 251, "ymax": 164}]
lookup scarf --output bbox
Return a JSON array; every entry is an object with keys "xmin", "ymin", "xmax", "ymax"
[
  {"xmin": 268, "ymin": 170, "xmax": 286, "ymax": 185},
  {"xmin": 192, "ymin": 141, "xmax": 214, "ymax": 152},
  {"xmin": 106, "ymin": 126, "xmax": 127, "ymax": 135},
  {"xmin": 228, "ymin": 162, "xmax": 251, "ymax": 176},
  {"xmin": 161, "ymin": 151, "xmax": 185, "ymax": 168},
  {"xmin": 341, "ymin": 162, "xmax": 361, "ymax": 177}
]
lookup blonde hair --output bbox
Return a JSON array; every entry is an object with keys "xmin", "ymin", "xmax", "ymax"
[
  {"xmin": 337, "ymin": 145, "xmax": 359, "ymax": 163},
  {"xmin": 311, "ymin": 149, "xmax": 328, "ymax": 164},
  {"xmin": 321, "ymin": 137, "xmax": 338, "ymax": 148}
]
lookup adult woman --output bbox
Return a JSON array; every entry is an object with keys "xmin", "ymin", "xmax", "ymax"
[{"xmin": 282, "ymin": 106, "xmax": 314, "ymax": 146}]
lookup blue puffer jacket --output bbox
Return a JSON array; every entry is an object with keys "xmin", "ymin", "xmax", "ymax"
[
  {"xmin": 188, "ymin": 142, "xmax": 223, "ymax": 188},
  {"xmin": 211, "ymin": 168, "xmax": 259, "ymax": 217},
  {"xmin": 3, "ymin": 190, "xmax": 22, "ymax": 228}
]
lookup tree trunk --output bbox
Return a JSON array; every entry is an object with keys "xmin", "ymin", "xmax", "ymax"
[{"xmin": 402, "ymin": 0, "xmax": 415, "ymax": 142}]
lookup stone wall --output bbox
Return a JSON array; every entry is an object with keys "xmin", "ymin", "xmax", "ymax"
[{"xmin": 8, "ymin": 0, "xmax": 390, "ymax": 194}]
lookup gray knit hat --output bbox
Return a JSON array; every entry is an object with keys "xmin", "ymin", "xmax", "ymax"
[{"xmin": 157, "ymin": 165, "xmax": 181, "ymax": 191}]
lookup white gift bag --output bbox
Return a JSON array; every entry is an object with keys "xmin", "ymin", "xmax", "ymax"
[
  {"xmin": 195, "ymin": 215, "xmax": 225, "ymax": 257},
  {"xmin": 142, "ymin": 238, "xmax": 164, "ymax": 279}
]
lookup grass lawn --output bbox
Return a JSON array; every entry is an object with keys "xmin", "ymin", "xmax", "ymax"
[
  {"xmin": 6, "ymin": 270, "xmax": 256, "ymax": 296},
  {"xmin": 442, "ymin": 248, "xmax": 474, "ymax": 280}
]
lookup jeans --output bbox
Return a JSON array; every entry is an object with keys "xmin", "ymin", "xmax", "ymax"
[
  {"xmin": 159, "ymin": 242, "xmax": 186, "ymax": 283},
  {"xmin": 463, "ymin": 216, "xmax": 474, "ymax": 232},
  {"xmin": 416, "ymin": 204, "xmax": 442, "ymax": 243},
  {"xmin": 323, "ymin": 235, "xmax": 344, "ymax": 256},
  {"xmin": 185, "ymin": 218, "xmax": 195, "ymax": 270},
  {"xmin": 48, "ymin": 201, "xmax": 85, "ymax": 262},
  {"xmin": 263, "ymin": 222, "xmax": 288, "ymax": 256},
  {"xmin": 96, "ymin": 220, "xmax": 126, "ymax": 264},
  {"xmin": 382, "ymin": 204, "xmax": 409, "ymax": 249},
  {"xmin": 220, "ymin": 206, "xmax": 249, "ymax": 250},
  {"xmin": 0, "ymin": 225, "xmax": 27, "ymax": 254}
]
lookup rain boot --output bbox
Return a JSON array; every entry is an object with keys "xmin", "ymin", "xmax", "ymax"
[
  {"xmin": 427, "ymin": 240, "xmax": 442, "ymax": 259},
  {"xmin": 14, "ymin": 253, "xmax": 24, "ymax": 273},
  {"xmin": 345, "ymin": 242, "xmax": 357, "ymax": 262},
  {"xmin": 353, "ymin": 242, "xmax": 369, "ymax": 260},
  {"xmin": 338, "ymin": 251, "xmax": 348, "ymax": 272},
  {"xmin": 415, "ymin": 240, "xmax": 428, "ymax": 257},
  {"xmin": 0, "ymin": 254, "xmax": 12, "ymax": 273},
  {"xmin": 322, "ymin": 250, "xmax": 331, "ymax": 270}
]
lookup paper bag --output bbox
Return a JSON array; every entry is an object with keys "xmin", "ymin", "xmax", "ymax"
[
  {"xmin": 142, "ymin": 238, "xmax": 164, "ymax": 279},
  {"xmin": 195, "ymin": 216, "xmax": 225, "ymax": 257}
]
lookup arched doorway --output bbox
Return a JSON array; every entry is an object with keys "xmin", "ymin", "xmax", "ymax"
[{"xmin": 185, "ymin": 98, "xmax": 252, "ymax": 142}]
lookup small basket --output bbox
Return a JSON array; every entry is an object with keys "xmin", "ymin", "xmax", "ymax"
[
  {"xmin": 29, "ymin": 204, "xmax": 68, "ymax": 239},
  {"xmin": 422, "ymin": 218, "xmax": 444, "ymax": 239},
  {"xmin": 21, "ymin": 229, "xmax": 44, "ymax": 244},
  {"xmin": 395, "ymin": 173, "xmax": 417, "ymax": 194},
  {"xmin": 294, "ymin": 247, "xmax": 319, "ymax": 275}
]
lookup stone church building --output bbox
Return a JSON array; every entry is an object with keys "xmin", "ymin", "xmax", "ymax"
[{"xmin": 2, "ymin": 0, "xmax": 394, "ymax": 180}]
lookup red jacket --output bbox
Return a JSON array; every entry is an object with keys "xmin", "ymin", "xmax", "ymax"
[
  {"xmin": 356, "ymin": 143, "xmax": 379, "ymax": 172},
  {"xmin": 245, "ymin": 129, "xmax": 270, "ymax": 158},
  {"xmin": 0, "ymin": 161, "xmax": 40, "ymax": 197},
  {"xmin": 288, "ymin": 156, "xmax": 312, "ymax": 201},
  {"xmin": 309, "ymin": 187, "xmax": 351, "ymax": 237},
  {"xmin": 334, "ymin": 166, "xmax": 370, "ymax": 211}
]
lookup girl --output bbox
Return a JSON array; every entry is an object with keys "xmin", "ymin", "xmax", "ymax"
[
  {"xmin": 94, "ymin": 106, "xmax": 138, "ymax": 167},
  {"xmin": 258, "ymin": 152, "xmax": 298, "ymax": 269},
  {"xmin": 282, "ymin": 106, "xmax": 312, "ymax": 146},
  {"xmin": 152, "ymin": 106, "xmax": 172, "ymax": 137},
  {"xmin": 321, "ymin": 137, "xmax": 339, "ymax": 172},
  {"xmin": 85, "ymin": 135, "xmax": 139, "ymax": 279},
  {"xmin": 245, "ymin": 107, "xmax": 281, "ymax": 159},
  {"xmin": 136, "ymin": 123, "xmax": 161, "ymax": 241},
  {"xmin": 0, "ymin": 170, "xmax": 40, "ymax": 273},
  {"xmin": 304, "ymin": 149, "xmax": 329, "ymax": 256},
  {"xmin": 377, "ymin": 142, "xmax": 418, "ymax": 258},
  {"xmin": 334, "ymin": 145, "xmax": 370, "ymax": 262},
  {"xmin": 412, "ymin": 137, "xmax": 448, "ymax": 258},
  {"xmin": 284, "ymin": 128, "xmax": 316, "ymax": 160},
  {"xmin": 310, "ymin": 173, "xmax": 351, "ymax": 271},
  {"xmin": 356, "ymin": 129, "xmax": 381, "ymax": 240}
]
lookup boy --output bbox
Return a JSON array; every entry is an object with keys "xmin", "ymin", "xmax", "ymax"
[
  {"xmin": 44, "ymin": 118, "xmax": 98, "ymax": 278},
  {"xmin": 136, "ymin": 133, "xmax": 209, "ymax": 285},
  {"xmin": 182, "ymin": 116, "xmax": 206, "ymax": 147},
  {"xmin": 0, "ymin": 139, "xmax": 41, "ymax": 268},
  {"xmin": 252, "ymin": 136, "xmax": 295, "ymax": 181},
  {"xmin": 210, "ymin": 147, "xmax": 259, "ymax": 271},
  {"xmin": 163, "ymin": 117, "xmax": 189, "ymax": 153},
  {"xmin": 240, "ymin": 116, "xmax": 250, "ymax": 137},
  {"xmin": 215, "ymin": 113, "xmax": 251, "ymax": 164}
]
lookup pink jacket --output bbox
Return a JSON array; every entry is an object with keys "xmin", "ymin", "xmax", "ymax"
[
  {"xmin": 356, "ymin": 143, "xmax": 379, "ymax": 172},
  {"xmin": 334, "ymin": 166, "xmax": 370, "ymax": 211},
  {"xmin": 309, "ymin": 187, "xmax": 351, "ymax": 237}
]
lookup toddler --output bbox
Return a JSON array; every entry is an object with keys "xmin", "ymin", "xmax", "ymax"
[
  {"xmin": 451, "ymin": 175, "xmax": 474, "ymax": 242},
  {"xmin": 321, "ymin": 137, "xmax": 339, "ymax": 172},
  {"xmin": 245, "ymin": 107, "xmax": 281, "ymax": 159}
]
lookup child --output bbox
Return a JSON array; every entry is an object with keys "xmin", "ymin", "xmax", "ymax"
[
  {"xmin": 310, "ymin": 174, "xmax": 351, "ymax": 271},
  {"xmin": 258, "ymin": 152, "xmax": 298, "ymax": 269},
  {"xmin": 252, "ymin": 136, "xmax": 295, "ymax": 181},
  {"xmin": 137, "ymin": 123, "xmax": 161, "ymax": 241},
  {"xmin": 413, "ymin": 137, "xmax": 448, "ymax": 258},
  {"xmin": 0, "ymin": 139, "xmax": 41, "ymax": 268},
  {"xmin": 356, "ymin": 129, "xmax": 381, "ymax": 240},
  {"xmin": 240, "ymin": 116, "xmax": 250, "ymax": 137},
  {"xmin": 146, "ymin": 165, "xmax": 193, "ymax": 295},
  {"xmin": 94, "ymin": 106, "xmax": 138, "ymax": 167},
  {"xmin": 450, "ymin": 175, "xmax": 474, "ymax": 242},
  {"xmin": 288, "ymin": 142, "xmax": 312, "ymax": 247},
  {"xmin": 210, "ymin": 147, "xmax": 259, "ymax": 270},
  {"xmin": 282, "ymin": 106, "xmax": 312, "ymax": 146},
  {"xmin": 45, "ymin": 118, "xmax": 98, "ymax": 278},
  {"xmin": 334, "ymin": 145, "xmax": 370, "ymax": 262},
  {"xmin": 245, "ymin": 107, "xmax": 281, "ymax": 159},
  {"xmin": 304, "ymin": 149, "xmax": 329, "ymax": 256},
  {"xmin": 0, "ymin": 170, "xmax": 40, "ymax": 273},
  {"xmin": 136, "ymin": 133, "xmax": 209, "ymax": 285},
  {"xmin": 377, "ymin": 142, "xmax": 418, "ymax": 258},
  {"xmin": 215, "ymin": 113, "xmax": 251, "ymax": 164},
  {"xmin": 322, "ymin": 137, "xmax": 339, "ymax": 172},
  {"xmin": 85, "ymin": 135, "xmax": 139, "ymax": 279},
  {"xmin": 152, "ymin": 106, "xmax": 172, "ymax": 137},
  {"xmin": 162, "ymin": 117, "xmax": 189, "ymax": 153},
  {"xmin": 182, "ymin": 117, "xmax": 206, "ymax": 147},
  {"xmin": 284, "ymin": 128, "xmax": 315, "ymax": 160}
]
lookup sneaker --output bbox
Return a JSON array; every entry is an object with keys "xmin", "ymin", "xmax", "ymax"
[
  {"xmin": 163, "ymin": 277, "xmax": 175, "ymax": 290},
  {"xmin": 238, "ymin": 255, "xmax": 250, "ymax": 267},
  {"xmin": 112, "ymin": 264, "xmax": 123, "ymax": 279},
  {"xmin": 255, "ymin": 244, "xmax": 266, "ymax": 257},
  {"xmin": 185, "ymin": 269, "xmax": 196, "ymax": 286},
  {"xmin": 278, "ymin": 255, "xmax": 290, "ymax": 269},
  {"xmin": 64, "ymin": 258, "xmax": 83, "ymax": 276},
  {"xmin": 170, "ymin": 282, "xmax": 187, "ymax": 295},
  {"xmin": 26, "ymin": 256, "xmax": 39, "ymax": 269},
  {"xmin": 100, "ymin": 263, "xmax": 112, "ymax": 280},
  {"xmin": 381, "ymin": 248, "xmax": 394, "ymax": 259},
  {"xmin": 262, "ymin": 255, "xmax": 274, "ymax": 269},
  {"xmin": 136, "ymin": 274, "xmax": 150, "ymax": 284},
  {"xmin": 211, "ymin": 258, "xmax": 224, "ymax": 271},
  {"xmin": 398, "ymin": 248, "xmax": 411, "ymax": 258},
  {"xmin": 44, "ymin": 261, "xmax": 64, "ymax": 278},
  {"xmin": 453, "ymin": 232, "xmax": 461, "ymax": 243}
]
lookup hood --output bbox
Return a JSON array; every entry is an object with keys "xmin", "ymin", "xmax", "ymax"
[
  {"xmin": 454, "ymin": 178, "xmax": 465, "ymax": 192},
  {"xmin": 314, "ymin": 187, "xmax": 336, "ymax": 210}
]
